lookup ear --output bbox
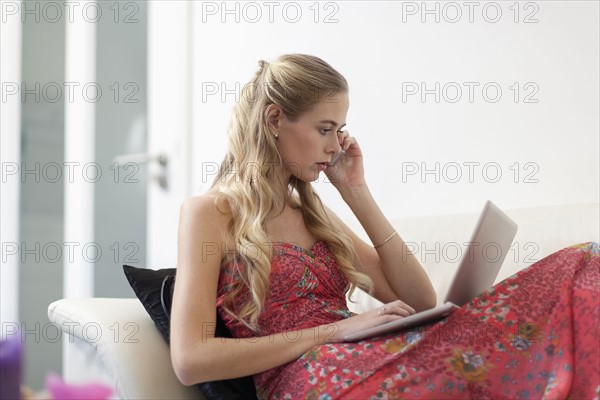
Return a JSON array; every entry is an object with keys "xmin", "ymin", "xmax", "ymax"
[{"xmin": 265, "ymin": 104, "xmax": 283, "ymax": 136}]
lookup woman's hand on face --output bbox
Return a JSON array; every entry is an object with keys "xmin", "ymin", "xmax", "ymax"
[
  {"xmin": 316, "ymin": 300, "xmax": 417, "ymax": 344},
  {"xmin": 324, "ymin": 130, "xmax": 366, "ymax": 190}
]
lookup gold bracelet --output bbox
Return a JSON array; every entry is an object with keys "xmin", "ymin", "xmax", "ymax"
[{"xmin": 373, "ymin": 231, "xmax": 398, "ymax": 249}]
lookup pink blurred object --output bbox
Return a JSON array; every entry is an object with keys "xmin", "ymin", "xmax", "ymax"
[
  {"xmin": 0, "ymin": 331, "xmax": 22, "ymax": 400},
  {"xmin": 45, "ymin": 373, "xmax": 114, "ymax": 400}
]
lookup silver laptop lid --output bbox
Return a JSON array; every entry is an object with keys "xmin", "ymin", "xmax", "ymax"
[{"xmin": 444, "ymin": 200, "xmax": 518, "ymax": 307}]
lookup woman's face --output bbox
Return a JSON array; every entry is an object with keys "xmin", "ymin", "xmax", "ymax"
[{"xmin": 273, "ymin": 92, "xmax": 349, "ymax": 182}]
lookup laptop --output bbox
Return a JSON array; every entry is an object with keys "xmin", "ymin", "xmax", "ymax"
[{"xmin": 342, "ymin": 200, "xmax": 518, "ymax": 342}]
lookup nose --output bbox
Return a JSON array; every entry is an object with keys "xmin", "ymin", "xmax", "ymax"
[{"xmin": 325, "ymin": 133, "xmax": 343, "ymax": 155}]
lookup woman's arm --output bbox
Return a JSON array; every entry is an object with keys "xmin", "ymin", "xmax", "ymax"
[
  {"xmin": 328, "ymin": 187, "xmax": 437, "ymax": 312},
  {"xmin": 170, "ymin": 195, "xmax": 320, "ymax": 384},
  {"xmin": 324, "ymin": 131, "xmax": 437, "ymax": 312}
]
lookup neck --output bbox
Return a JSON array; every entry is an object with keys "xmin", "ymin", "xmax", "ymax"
[{"xmin": 269, "ymin": 163, "xmax": 297, "ymax": 208}]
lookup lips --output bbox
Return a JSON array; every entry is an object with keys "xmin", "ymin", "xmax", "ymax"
[{"xmin": 316, "ymin": 162, "xmax": 328, "ymax": 171}]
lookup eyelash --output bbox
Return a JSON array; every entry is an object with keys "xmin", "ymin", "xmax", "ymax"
[{"xmin": 320, "ymin": 128, "xmax": 345, "ymax": 135}]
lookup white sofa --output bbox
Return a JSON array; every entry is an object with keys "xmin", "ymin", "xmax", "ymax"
[{"xmin": 47, "ymin": 203, "xmax": 599, "ymax": 399}]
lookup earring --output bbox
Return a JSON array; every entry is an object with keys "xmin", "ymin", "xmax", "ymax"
[{"xmin": 275, "ymin": 133, "xmax": 279, "ymax": 139}]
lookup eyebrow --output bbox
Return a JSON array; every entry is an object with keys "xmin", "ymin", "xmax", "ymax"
[{"xmin": 319, "ymin": 120, "xmax": 347, "ymax": 129}]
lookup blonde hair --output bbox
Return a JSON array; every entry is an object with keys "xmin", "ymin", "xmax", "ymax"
[{"xmin": 210, "ymin": 54, "xmax": 373, "ymax": 331}]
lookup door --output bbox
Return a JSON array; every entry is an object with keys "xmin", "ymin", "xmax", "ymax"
[
  {"xmin": 145, "ymin": 1, "xmax": 192, "ymax": 268},
  {"xmin": 114, "ymin": 1, "xmax": 192, "ymax": 269}
]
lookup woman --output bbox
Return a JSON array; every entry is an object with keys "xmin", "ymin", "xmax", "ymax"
[{"xmin": 170, "ymin": 54, "xmax": 599, "ymax": 399}]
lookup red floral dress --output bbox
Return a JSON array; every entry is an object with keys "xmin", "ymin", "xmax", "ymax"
[{"xmin": 216, "ymin": 241, "xmax": 599, "ymax": 399}]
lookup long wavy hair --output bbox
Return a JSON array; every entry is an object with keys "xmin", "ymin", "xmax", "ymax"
[{"xmin": 210, "ymin": 54, "xmax": 373, "ymax": 331}]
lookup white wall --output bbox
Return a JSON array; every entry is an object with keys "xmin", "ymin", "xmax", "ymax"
[{"xmin": 190, "ymin": 1, "xmax": 599, "ymax": 224}]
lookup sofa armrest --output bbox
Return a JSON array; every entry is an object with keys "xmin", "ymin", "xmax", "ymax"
[{"xmin": 47, "ymin": 298, "xmax": 203, "ymax": 400}]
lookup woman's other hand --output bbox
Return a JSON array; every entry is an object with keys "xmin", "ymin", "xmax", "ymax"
[
  {"xmin": 316, "ymin": 300, "xmax": 417, "ymax": 343},
  {"xmin": 324, "ymin": 130, "xmax": 366, "ymax": 192}
]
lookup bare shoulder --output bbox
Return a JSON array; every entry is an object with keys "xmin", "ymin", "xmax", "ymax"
[
  {"xmin": 180, "ymin": 190, "xmax": 232, "ymax": 219},
  {"xmin": 178, "ymin": 190, "xmax": 234, "ymax": 260}
]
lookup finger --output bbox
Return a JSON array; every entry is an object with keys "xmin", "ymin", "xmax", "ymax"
[
  {"xmin": 375, "ymin": 304, "xmax": 409, "ymax": 318},
  {"xmin": 338, "ymin": 130, "xmax": 350, "ymax": 147},
  {"xmin": 387, "ymin": 301, "xmax": 416, "ymax": 316},
  {"xmin": 400, "ymin": 303, "xmax": 416, "ymax": 315},
  {"xmin": 341, "ymin": 137, "xmax": 356, "ymax": 152},
  {"xmin": 387, "ymin": 307, "xmax": 412, "ymax": 317},
  {"xmin": 391, "ymin": 299, "xmax": 416, "ymax": 312}
]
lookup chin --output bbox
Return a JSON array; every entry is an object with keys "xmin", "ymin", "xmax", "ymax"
[{"xmin": 294, "ymin": 171, "xmax": 320, "ymax": 183}]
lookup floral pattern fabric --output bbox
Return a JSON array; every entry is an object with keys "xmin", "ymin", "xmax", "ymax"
[{"xmin": 217, "ymin": 241, "xmax": 599, "ymax": 399}]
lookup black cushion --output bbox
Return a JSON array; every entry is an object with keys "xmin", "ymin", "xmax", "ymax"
[{"xmin": 122, "ymin": 265, "xmax": 258, "ymax": 400}]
